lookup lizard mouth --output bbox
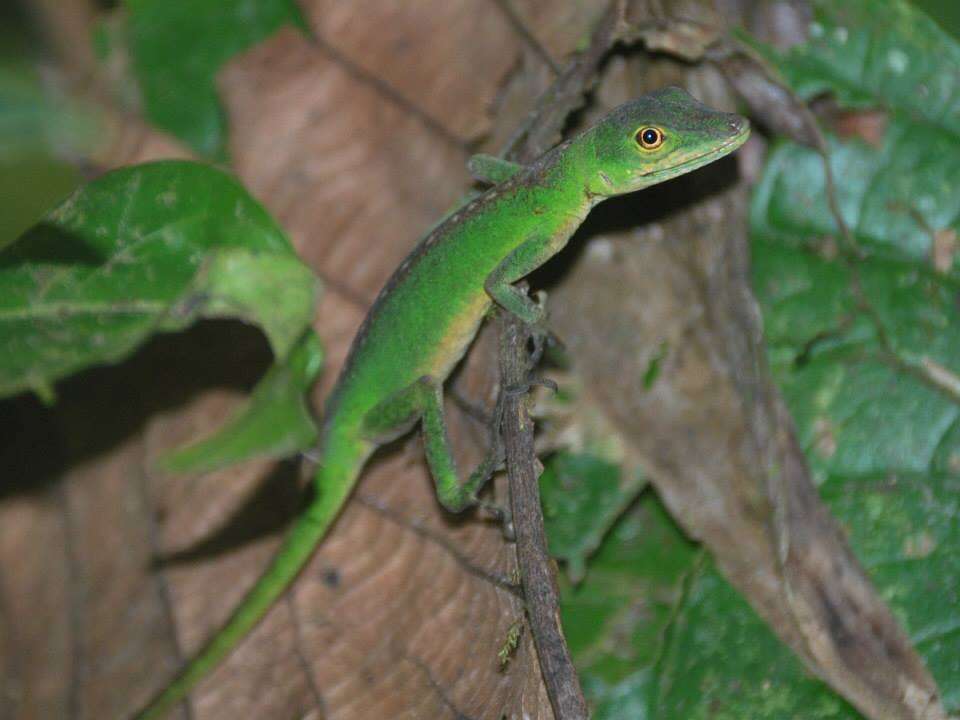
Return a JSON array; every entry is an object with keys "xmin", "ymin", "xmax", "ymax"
[{"xmin": 634, "ymin": 126, "xmax": 750, "ymax": 178}]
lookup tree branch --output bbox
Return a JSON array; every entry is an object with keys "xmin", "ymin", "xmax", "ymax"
[{"xmin": 498, "ymin": 312, "xmax": 588, "ymax": 720}]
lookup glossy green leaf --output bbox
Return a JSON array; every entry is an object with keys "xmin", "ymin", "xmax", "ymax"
[
  {"xmin": 820, "ymin": 471, "xmax": 960, "ymax": 711},
  {"xmin": 912, "ymin": 0, "xmax": 960, "ymax": 39},
  {"xmin": 744, "ymin": 0, "xmax": 960, "ymax": 137},
  {"xmin": 755, "ymin": 241, "xmax": 960, "ymax": 480},
  {"xmin": 652, "ymin": 560, "xmax": 861, "ymax": 720},
  {"xmin": 646, "ymin": 466, "xmax": 959, "ymax": 719},
  {"xmin": 745, "ymin": 0, "xmax": 960, "ymax": 276},
  {"xmin": 557, "ymin": 492, "xmax": 697, "ymax": 719},
  {"xmin": 541, "ymin": 452, "xmax": 647, "ymax": 583},
  {"xmin": 194, "ymin": 248, "xmax": 318, "ymax": 359},
  {"xmin": 565, "ymin": 480, "xmax": 958, "ymax": 719},
  {"xmin": 751, "ymin": 129, "xmax": 960, "ymax": 275},
  {"xmin": 161, "ymin": 329, "xmax": 323, "ymax": 474},
  {"xmin": 744, "ymin": 0, "xmax": 960, "ymax": 712},
  {"xmin": 124, "ymin": 0, "xmax": 305, "ymax": 157},
  {"xmin": 0, "ymin": 160, "xmax": 319, "ymax": 400},
  {"xmin": 751, "ymin": 241, "xmax": 960, "ymax": 712}
]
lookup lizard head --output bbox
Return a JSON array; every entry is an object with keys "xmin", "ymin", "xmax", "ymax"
[{"xmin": 585, "ymin": 86, "xmax": 749, "ymax": 198}]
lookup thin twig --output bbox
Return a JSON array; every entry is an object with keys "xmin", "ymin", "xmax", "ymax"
[
  {"xmin": 503, "ymin": 0, "xmax": 626, "ymax": 161},
  {"xmin": 486, "ymin": 5, "xmax": 627, "ymax": 716},
  {"xmin": 498, "ymin": 311, "xmax": 588, "ymax": 720},
  {"xmin": 491, "ymin": 0, "xmax": 562, "ymax": 75}
]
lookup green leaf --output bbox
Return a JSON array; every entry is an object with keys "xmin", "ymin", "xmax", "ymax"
[
  {"xmin": 562, "ymin": 492, "xmax": 851, "ymax": 719},
  {"xmin": 568, "ymin": 493, "xmax": 838, "ymax": 720},
  {"xmin": 124, "ymin": 0, "xmax": 305, "ymax": 157},
  {"xmin": 195, "ymin": 248, "xmax": 318, "ymax": 363},
  {"xmin": 541, "ymin": 452, "xmax": 647, "ymax": 582},
  {"xmin": 0, "ymin": 160, "xmax": 319, "ymax": 400},
  {"xmin": 911, "ymin": 0, "xmax": 960, "ymax": 40},
  {"xmin": 565, "ymin": 483, "xmax": 958, "ymax": 719},
  {"xmin": 644, "ymin": 467, "xmax": 959, "ymax": 719},
  {"xmin": 652, "ymin": 559, "xmax": 861, "ymax": 720},
  {"xmin": 558, "ymin": 492, "xmax": 697, "ymax": 719},
  {"xmin": 820, "ymin": 472, "xmax": 960, "ymax": 711},
  {"xmin": 755, "ymin": 242, "xmax": 960, "ymax": 479},
  {"xmin": 745, "ymin": 0, "xmax": 960, "ymax": 138},
  {"xmin": 751, "ymin": 243, "xmax": 960, "ymax": 711},
  {"xmin": 742, "ymin": 0, "xmax": 960, "ymax": 712},
  {"xmin": 161, "ymin": 330, "xmax": 323, "ymax": 474},
  {"xmin": 750, "ymin": 130, "xmax": 960, "ymax": 275},
  {"xmin": 745, "ymin": 0, "xmax": 960, "ymax": 275}
]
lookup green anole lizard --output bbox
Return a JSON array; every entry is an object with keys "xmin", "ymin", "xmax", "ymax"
[{"xmin": 135, "ymin": 86, "xmax": 749, "ymax": 719}]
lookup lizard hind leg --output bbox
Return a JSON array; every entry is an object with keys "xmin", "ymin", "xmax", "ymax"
[{"xmin": 361, "ymin": 376, "xmax": 502, "ymax": 513}]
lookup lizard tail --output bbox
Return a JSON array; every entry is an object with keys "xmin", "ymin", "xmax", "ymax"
[{"xmin": 133, "ymin": 436, "xmax": 369, "ymax": 720}]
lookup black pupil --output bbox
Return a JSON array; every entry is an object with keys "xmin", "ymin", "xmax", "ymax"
[{"xmin": 641, "ymin": 129, "xmax": 659, "ymax": 146}]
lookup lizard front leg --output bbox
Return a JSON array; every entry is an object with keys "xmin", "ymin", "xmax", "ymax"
[
  {"xmin": 467, "ymin": 154, "xmax": 524, "ymax": 185},
  {"xmin": 484, "ymin": 233, "xmax": 561, "ymax": 327}
]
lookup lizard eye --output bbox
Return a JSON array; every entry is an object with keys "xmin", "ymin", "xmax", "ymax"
[{"xmin": 636, "ymin": 127, "xmax": 664, "ymax": 150}]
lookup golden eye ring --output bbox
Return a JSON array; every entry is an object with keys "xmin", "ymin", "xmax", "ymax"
[{"xmin": 636, "ymin": 127, "xmax": 664, "ymax": 150}]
